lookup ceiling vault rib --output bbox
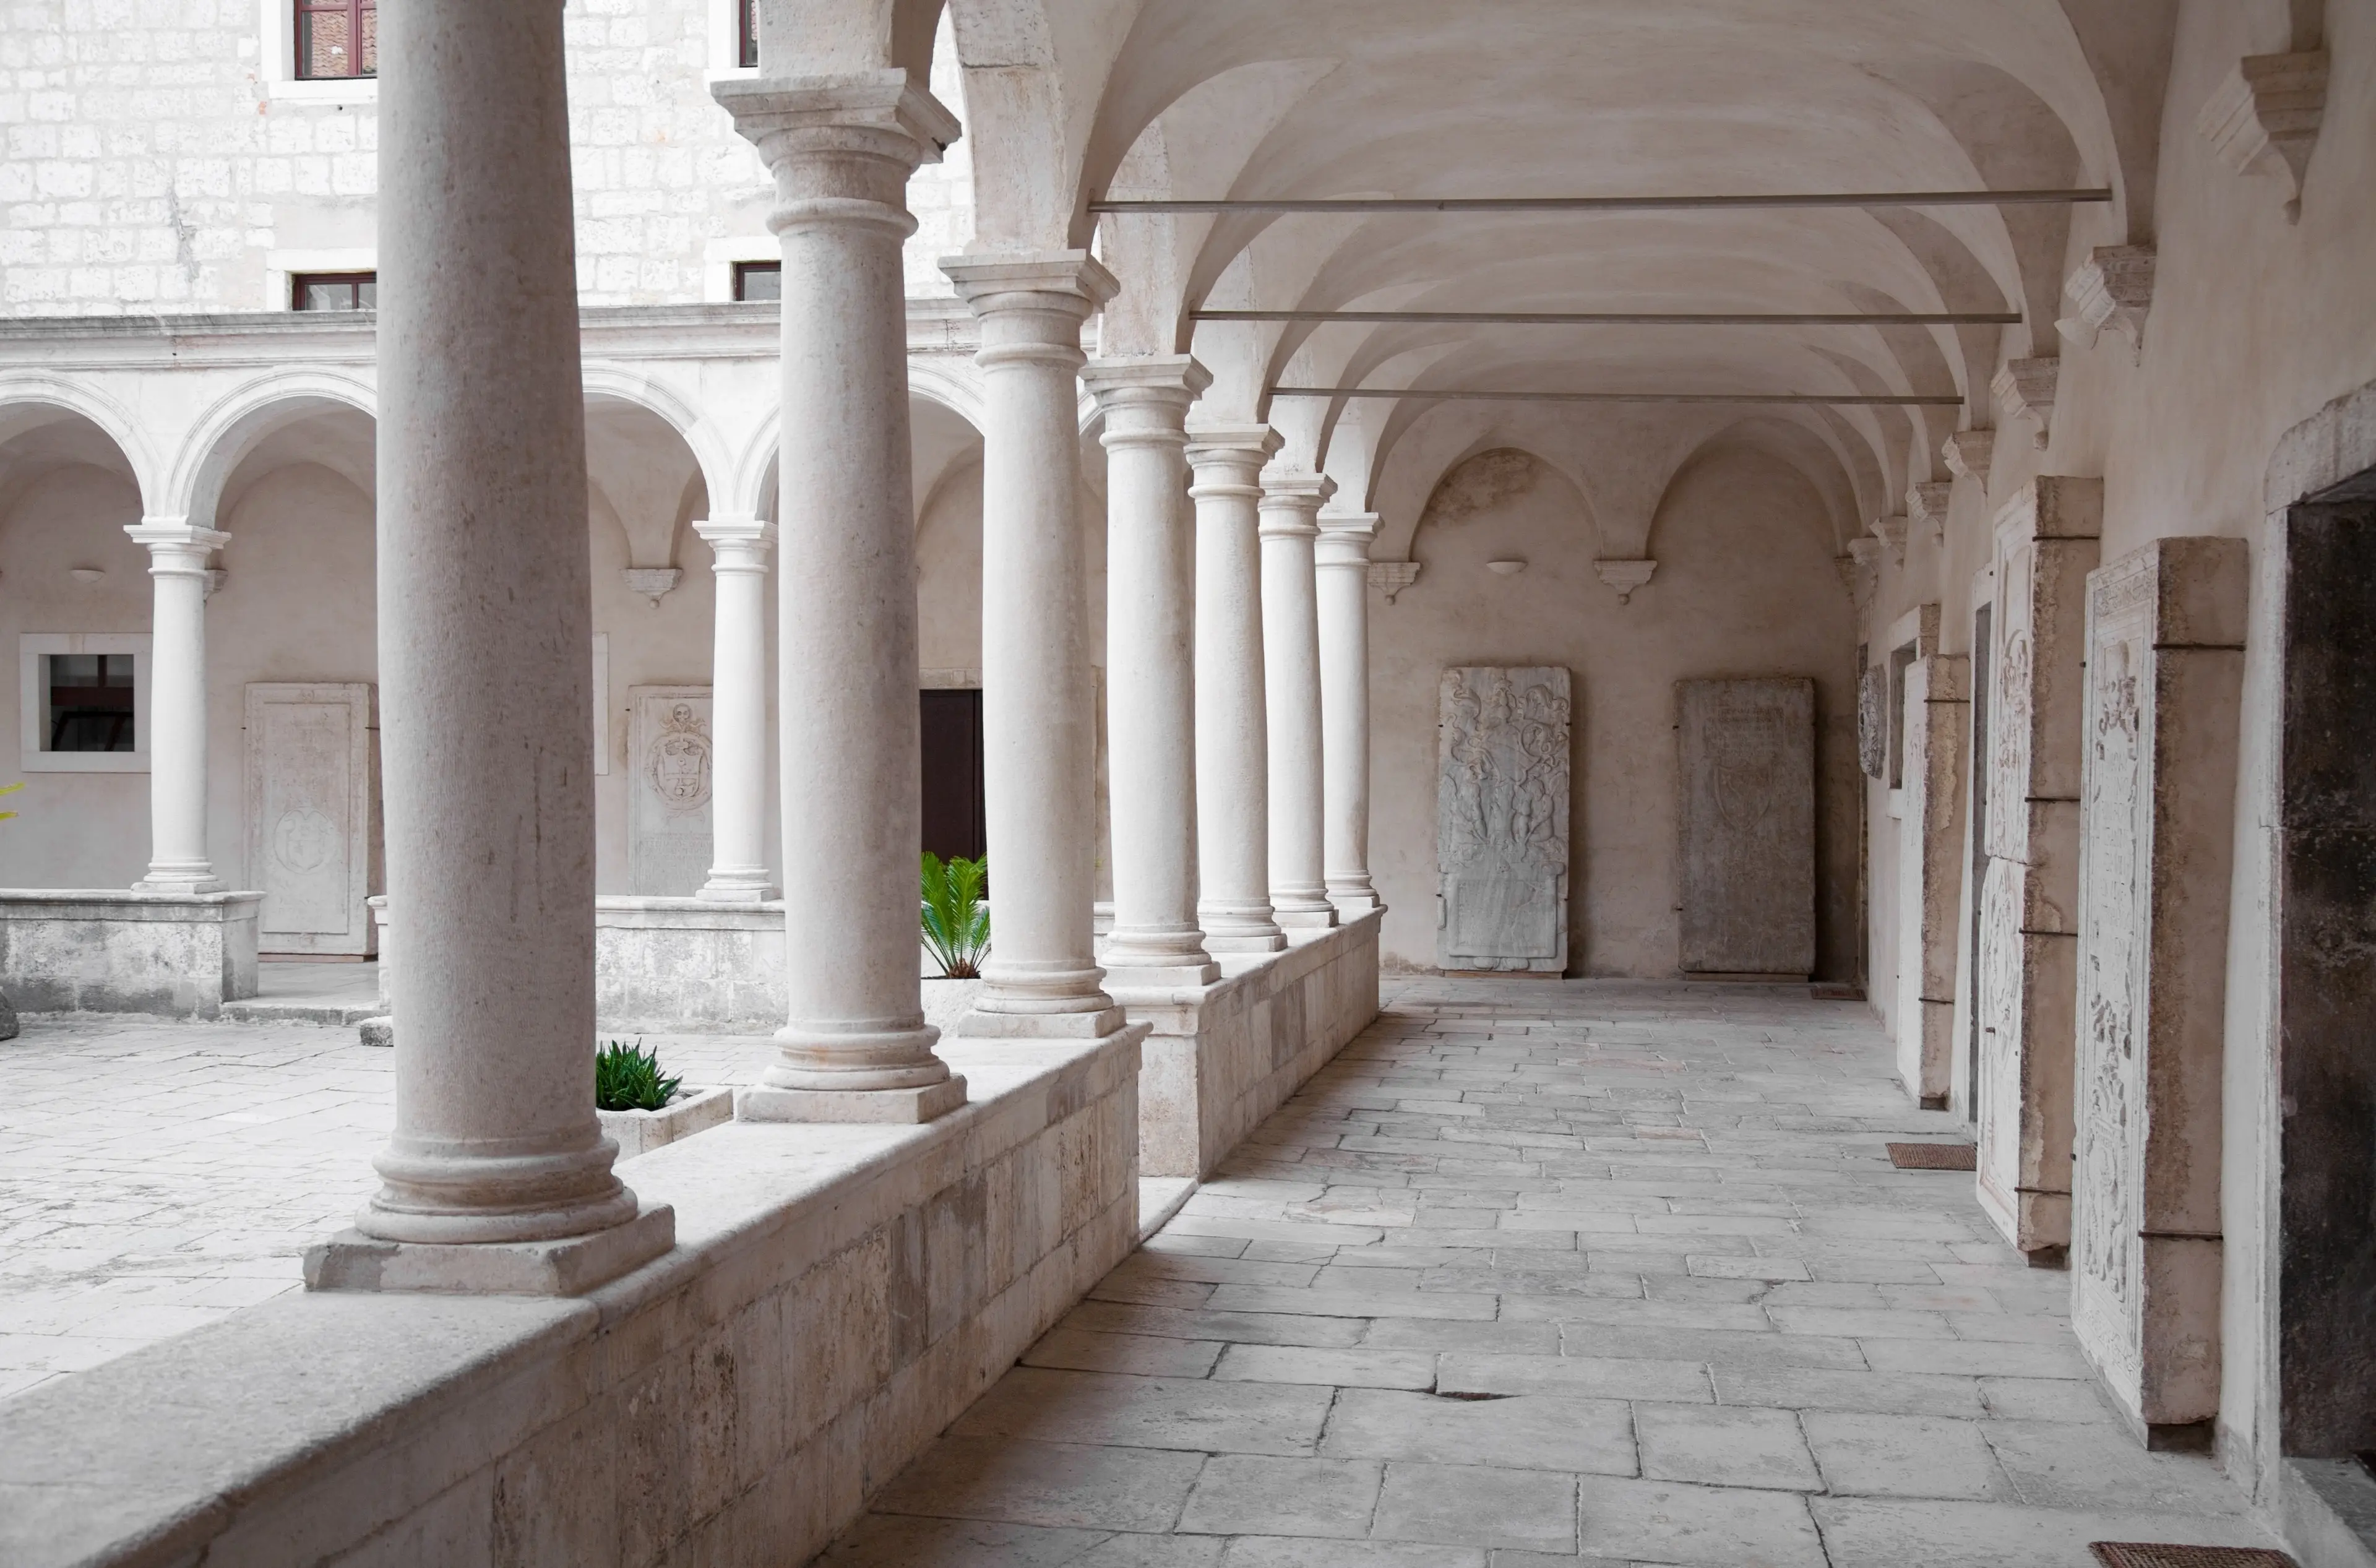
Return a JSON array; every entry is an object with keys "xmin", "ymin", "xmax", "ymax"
[
  {"xmin": 1199, "ymin": 310, "xmax": 2023, "ymax": 325},
  {"xmin": 1268, "ymin": 387, "xmax": 1965, "ymax": 406},
  {"xmin": 1094, "ymin": 189, "xmax": 2112, "ymax": 214}
]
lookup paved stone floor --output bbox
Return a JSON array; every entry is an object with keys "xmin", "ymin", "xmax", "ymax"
[{"xmin": 819, "ymin": 978, "xmax": 2274, "ymax": 1568}]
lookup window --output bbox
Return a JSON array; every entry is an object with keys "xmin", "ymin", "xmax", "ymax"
[
  {"xmin": 44, "ymin": 654, "xmax": 135, "ymax": 752},
  {"xmin": 296, "ymin": 0, "xmax": 376, "ymax": 79},
  {"xmin": 293, "ymin": 271, "xmax": 376, "ymax": 311},
  {"xmin": 739, "ymin": 0, "xmax": 757, "ymax": 67},
  {"xmin": 733, "ymin": 261, "xmax": 780, "ymax": 302},
  {"xmin": 19, "ymin": 635, "xmax": 148, "ymax": 773}
]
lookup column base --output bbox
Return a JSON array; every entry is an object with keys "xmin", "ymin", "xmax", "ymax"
[
  {"xmin": 1275, "ymin": 903, "xmax": 1340, "ymax": 931},
  {"xmin": 1102, "ymin": 959, "xmax": 1221, "ymax": 989},
  {"xmin": 1204, "ymin": 931, "xmax": 1288, "ymax": 954},
  {"xmin": 736, "ymin": 1076, "xmax": 968, "ymax": 1124},
  {"xmin": 695, "ymin": 876, "xmax": 776, "ymax": 903},
  {"xmin": 303, "ymin": 1203, "xmax": 674, "ymax": 1296},
  {"xmin": 955, "ymin": 1005, "xmax": 1129, "ymax": 1040},
  {"xmin": 134, "ymin": 874, "xmax": 227, "ymax": 895}
]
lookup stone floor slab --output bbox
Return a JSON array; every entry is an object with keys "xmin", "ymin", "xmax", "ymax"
[
  {"xmin": 1176, "ymin": 1455, "xmax": 1382, "ymax": 1538},
  {"xmin": 1320, "ymin": 1387, "xmax": 1639, "ymax": 1476},
  {"xmin": 1634, "ymin": 1402, "xmax": 1822, "ymax": 1490},
  {"xmin": 1371, "ymin": 1461, "xmax": 1580, "ymax": 1553}
]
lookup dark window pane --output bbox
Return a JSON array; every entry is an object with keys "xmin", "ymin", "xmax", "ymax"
[
  {"xmin": 301, "ymin": 11, "xmax": 353, "ymax": 79},
  {"xmin": 735, "ymin": 261, "xmax": 780, "ymax": 302},
  {"xmin": 739, "ymin": 0, "xmax": 757, "ymax": 67},
  {"xmin": 294, "ymin": 272, "xmax": 374, "ymax": 311},
  {"xmin": 47, "ymin": 653, "xmax": 136, "ymax": 752},
  {"xmin": 354, "ymin": 277, "xmax": 375, "ymax": 309}
]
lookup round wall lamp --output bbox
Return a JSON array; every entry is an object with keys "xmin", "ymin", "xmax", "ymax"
[
  {"xmin": 68, "ymin": 567, "xmax": 105, "ymax": 584},
  {"xmin": 1486, "ymin": 558, "xmax": 1528, "ymax": 576}
]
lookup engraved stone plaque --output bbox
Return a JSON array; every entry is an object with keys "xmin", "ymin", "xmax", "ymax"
[
  {"xmin": 1677, "ymin": 677, "xmax": 1815, "ymax": 977},
  {"xmin": 628, "ymin": 686, "xmax": 713, "ymax": 897},
  {"xmin": 243, "ymin": 683, "xmax": 379, "ymax": 955},
  {"xmin": 2070, "ymin": 536, "xmax": 2243, "ymax": 1436},
  {"xmin": 1436, "ymin": 666, "xmax": 1570, "ymax": 972}
]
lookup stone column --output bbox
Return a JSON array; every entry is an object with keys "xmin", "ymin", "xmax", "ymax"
[
  {"xmin": 311, "ymin": 0, "xmax": 671, "ymax": 1293},
  {"xmin": 1259, "ymin": 468, "xmax": 1338, "ymax": 929},
  {"xmin": 1185, "ymin": 426, "xmax": 1286, "ymax": 954},
  {"xmin": 943, "ymin": 252, "xmax": 1124, "ymax": 1036},
  {"xmin": 716, "ymin": 72, "xmax": 965, "ymax": 1118},
  {"xmin": 1084, "ymin": 356, "xmax": 1219, "ymax": 989},
  {"xmin": 694, "ymin": 516, "xmax": 775, "ymax": 902},
  {"xmin": 1315, "ymin": 509, "xmax": 1380, "ymax": 916},
  {"xmin": 124, "ymin": 519, "xmax": 226, "ymax": 892}
]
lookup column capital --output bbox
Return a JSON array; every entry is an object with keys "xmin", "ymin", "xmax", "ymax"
[
  {"xmin": 125, "ymin": 518, "xmax": 229, "ymax": 569},
  {"xmin": 1315, "ymin": 510, "xmax": 1380, "ymax": 569},
  {"xmin": 694, "ymin": 516, "xmax": 777, "ymax": 572},
  {"xmin": 1258, "ymin": 468, "xmax": 1335, "ymax": 538},
  {"xmin": 1085, "ymin": 356, "xmax": 1211, "ymax": 452},
  {"xmin": 1186, "ymin": 424, "xmax": 1282, "ymax": 498},
  {"xmin": 942, "ymin": 251, "xmax": 1117, "ymax": 372},
  {"xmin": 715, "ymin": 70, "xmax": 956, "ymax": 242}
]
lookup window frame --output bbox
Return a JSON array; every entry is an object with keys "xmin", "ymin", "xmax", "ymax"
[
  {"xmin": 19, "ymin": 634, "xmax": 150, "ymax": 774},
  {"xmin": 738, "ymin": 0, "xmax": 757, "ymax": 68},
  {"xmin": 291, "ymin": 270, "xmax": 377, "ymax": 312},
  {"xmin": 293, "ymin": 0, "xmax": 377, "ymax": 82},
  {"xmin": 732, "ymin": 261, "xmax": 781, "ymax": 303}
]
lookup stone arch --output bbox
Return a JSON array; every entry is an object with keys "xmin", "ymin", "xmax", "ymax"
[
  {"xmin": 0, "ymin": 375, "xmax": 160, "ymax": 515},
  {"xmin": 1408, "ymin": 445, "xmax": 1598, "ymax": 564},
  {"xmin": 165, "ymin": 369, "xmax": 377, "ymax": 529},
  {"xmin": 579, "ymin": 363, "xmax": 737, "ymax": 527},
  {"xmin": 1648, "ymin": 417, "xmax": 1862, "ymax": 559}
]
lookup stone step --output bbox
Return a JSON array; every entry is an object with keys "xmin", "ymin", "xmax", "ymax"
[{"xmin": 219, "ymin": 998, "xmax": 383, "ymax": 1027}]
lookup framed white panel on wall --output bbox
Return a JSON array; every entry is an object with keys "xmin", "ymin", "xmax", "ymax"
[{"xmin": 19, "ymin": 634, "xmax": 152, "ymax": 773}]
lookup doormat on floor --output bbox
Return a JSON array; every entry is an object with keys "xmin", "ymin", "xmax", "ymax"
[
  {"xmin": 2089, "ymin": 1545, "xmax": 2297, "ymax": 1567},
  {"xmin": 1887, "ymin": 1141, "xmax": 1978, "ymax": 1170}
]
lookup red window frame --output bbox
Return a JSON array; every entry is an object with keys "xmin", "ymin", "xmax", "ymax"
[
  {"xmin": 733, "ymin": 261, "xmax": 780, "ymax": 302},
  {"xmin": 296, "ymin": 0, "xmax": 376, "ymax": 80},
  {"xmin": 293, "ymin": 271, "xmax": 376, "ymax": 311}
]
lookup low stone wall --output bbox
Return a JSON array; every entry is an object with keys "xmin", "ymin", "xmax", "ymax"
[
  {"xmin": 1115, "ymin": 907, "xmax": 1384, "ymax": 1178},
  {"xmin": 0, "ymin": 889, "xmax": 262, "ymax": 1017},
  {"xmin": 0, "ymin": 1030, "xmax": 1142, "ymax": 1568},
  {"xmin": 595, "ymin": 896, "xmax": 786, "ymax": 1032}
]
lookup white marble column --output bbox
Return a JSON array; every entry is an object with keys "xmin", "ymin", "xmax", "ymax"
[
  {"xmin": 1185, "ymin": 426, "xmax": 1286, "ymax": 954},
  {"xmin": 1259, "ymin": 468, "xmax": 1338, "ymax": 929},
  {"xmin": 694, "ymin": 515, "xmax": 774, "ymax": 902},
  {"xmin": 314, "ymin": 0, "xmax": 671, "ymax": 1291},
  {"xmin": 1084, "ymin": 356, "xmax": 1218, "ymax": 989},
  {"xmin": 124, "ymin": 518, "xmax": 226, "ymax": 892},
  {"xmin": 718, "ymin": 72, "xmax": 966, "ymax": 1118},
  {"xmin": 1316, "ymin": 509, "xmax": 1380, "ymax": 915},
  {"xmin": 943, "ymin": 252, "xmax": 1124, "ymax": 1035}
]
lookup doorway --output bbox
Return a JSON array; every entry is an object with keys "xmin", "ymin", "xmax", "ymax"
[{"xmin": 919, "ymin": 687, "xmax": 986, "ymax": 864}]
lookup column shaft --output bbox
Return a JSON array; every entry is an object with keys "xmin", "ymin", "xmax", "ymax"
[
  {"xmin": 1259, "ymin": 469, "xmax": 1336, "ymax": 928},
  {"xmin": 1316, "ymin": 510, "xmax": 1380, "ymax": 914},
  {"xmin": 944, "ymin": 253, "xmax": 1123, "ymax": 1033},
  {"xmin": 1084, "ymin": 356, "xmax": 1217, "ymax": 989},
  {"xmin": 718, "ymin": 72, "xmax": 964, "ymax": 1117},
  {"xmin": 695, "ymin": 517, "xmax": 774, "ymax": 902},
  {"xmin": 124, "ymin": 520, "xmax": 225, "ymax": 892},
  {"xmin": 1186, "ymin": 428, "xmax": 1286, "ymax": 953}
]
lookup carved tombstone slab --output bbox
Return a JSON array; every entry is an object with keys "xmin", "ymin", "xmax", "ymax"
[
  {"xmin": 1677, "ymin": 678, "xmax": 1816, "ymax": 977},
  {"xmin": 628, "ymin": 686, "xmax": 714, "ymax": 897},
  {"xmin": 1974, "ymin": 477, "xmax": 2101, "ymax": 1257},
  {"xmin": 1895, "ymin": 653, "xmax": 1969, "ymax": 1107},
  {"xmin": 244, "ymin": 683, "xmax": 379, "ymax": 955},
  {"xmin": 1856, "ymin": 660, "xmax": 1889, "ymax": 779},
  {"xmin": 1436, "ymin": 666, "xmax": 1571, "ymax": 972},
  {"xmin": 2072, "ymin": 537, "xmax": 2244, "ymax": 1439}
]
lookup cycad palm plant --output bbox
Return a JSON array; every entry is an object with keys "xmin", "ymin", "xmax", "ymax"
[{"xmin": 921, "ymin": 851, "xmax": 991, "ymax": 978}]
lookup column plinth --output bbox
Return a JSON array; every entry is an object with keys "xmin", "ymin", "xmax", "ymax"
[
  {"xmin": 1085, "ymin": 356, "xmax": 1219, "ymax": 990},
  {"xmin": 1259, "ymin": 468, "xmax": 1337, "ymax": 930},
  {"xmin": 719, "ymin": 71, "xmax": 966, "ymax": 1119},
  {"xmin": 1317, "ymin": 510, "xmax": 1381, "ymax": 915},
  {"xmin": 124, "ymin": 519, "xmax": 227, "ymax": 893},
  {"xmin": 944, "ymin": 252, "xmax": 1126, "ymax": 1037},
  {"xmin": 694, "ymin": 516, "xmax": 775, "ymax": 903},
  {"xmin": 1186, "ymin": 426, "xmax": 1288, "ymax": 954}
]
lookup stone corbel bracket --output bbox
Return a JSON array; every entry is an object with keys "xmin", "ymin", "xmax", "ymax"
[
  {"xmin": 1367, "ymin": 560, "xmax": 1421, "ymax": 603},
  {"xmin": 1591, "ymin": 558, "xmax": 1657, "ymax": 604},
  {"xmin": 1906, "ymin": 482, "xmax": 1952, "ymax": 544},
  {"xmin": 2198, "ymin": 51, "xmax": 2328, "ymax": 222},
  {"xmin": 1942, "ymin": 429, "xmax": 1995, "ymax": 490},
  {"xmin": 1845, "ymin": 537, "xmax": 1887, "ymax": 608},
  {"xmin": 622, "ymin": 567, "xmax": 681, "ymax": 606},
  {"xmin": 1869, "ymin": 512, "xmax": 1908, "ymax": 567},
  {"xmin": 2057, "ymin": 245, "xmax": 2156, "ymax": 363},
  {"xmin": 1992, "ymin": 358, "xmax": 2060, "ymax": 450}
]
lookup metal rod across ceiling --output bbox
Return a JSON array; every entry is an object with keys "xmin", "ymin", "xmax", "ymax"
[
  {"xmin": 1199, "ymin": 309, "xmax": 2021, "ymax": 325},
  {"xmin": 1093, "ymin": 188, "xmax": 2112, "ymax": 215},
  {"xmin": 1268, "ymin": 387, "xmax": 1964, "ymax": 406}
]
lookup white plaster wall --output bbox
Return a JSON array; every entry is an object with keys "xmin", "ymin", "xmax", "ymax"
[{"xmin": 1369, "ymin": 436, "xmax": 1860, "ymax": 980}]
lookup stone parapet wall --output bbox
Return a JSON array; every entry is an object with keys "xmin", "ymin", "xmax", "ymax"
[
  {"xmin": 0, "ymin": 1030, "xmax": 1141, "ymax": 1568},
  {"xmin": 1117, "ymin": 908, "xmax": 1383, "ymax": 1178},
  {"xmin": 0, "ymin": 889, "xmax": 260, "ymax": 1017}
]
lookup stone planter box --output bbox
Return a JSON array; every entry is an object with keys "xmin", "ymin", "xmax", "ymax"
[{"xmin": 596, "ymin": 1083, "xmax": 732, "ymax": 1161}]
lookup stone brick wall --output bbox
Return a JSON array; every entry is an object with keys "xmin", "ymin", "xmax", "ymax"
[{"xmin": 0, "ymin": 0, "xmax": 973, "ymax": 316}]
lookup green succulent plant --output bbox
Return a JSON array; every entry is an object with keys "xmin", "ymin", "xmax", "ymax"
[
  {"xmin": 595, "ymin": 1039, "xmax": 680, "ymax": 1113},
  {"xmin": 921, "ymin": 851, "xmax": 991, "ymax": 979}
]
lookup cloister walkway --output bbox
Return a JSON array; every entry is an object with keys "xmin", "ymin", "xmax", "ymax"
[{"xmin": 819, "ymin": 979, "xmax": 2274, "ymax": 1568}]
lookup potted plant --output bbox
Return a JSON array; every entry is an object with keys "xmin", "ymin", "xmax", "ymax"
[
  {"xmin": 594, "ymin": 1038, "xmax": 731, "ymax": 1160},
  {"xmin": 921, "ymin": 851, "xmax": 989, "ymax": 978}
]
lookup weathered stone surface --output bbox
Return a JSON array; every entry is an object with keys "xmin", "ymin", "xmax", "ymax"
[
  {"xmin": 0, "ymin": 890, "xmax": 262, "ymax": 1017},
  {"xmin": 1436, "ymin": 666, "xmax": 1570, "ymax": 972},
  {"xmin": 1677, "ymin": 677, "xmax": 1816, "ymax": 978},
  {"xmin": 1857, "ymin": 661, "xmax": 1888, "ymax": 779},
  {"xmin": 594, "ymin": 897, "xmax": 785, "ymax": 1032},
  {"xmin": 627, "ymin": 686, "xmax": 715, "ymax": 897},
  {"xmin": 242, "ymin": 683, "xmax": 379, "ymax": 955},
  {"xmin": 1896, "ymin": 654, "xmax": 1968, "ymax": 1107},
  {"xmin": 1974, "ymin": 478, "xmax": 2101, "ymax": 1257}
]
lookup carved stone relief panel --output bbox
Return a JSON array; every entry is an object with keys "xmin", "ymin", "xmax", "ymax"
[
  {"xmin": 2072, "ymin": 537, "xmax": 2244, "ymax": 1439},
  {"xmin": 1856, "ymin": 661, "xmax": 1888, "ymax": 779},
  {"xmin": 1436, "ymin": 665, "xmax": 1570, "ymax": 973},
  {"xmin": 1974, "ymin": 477, "xmax": 2100, "ymax": 1256},
  {"xmin": 1677, "ymin": 677, "xmax": 1815, "ymax": 978},
  {"xmin": 1895, "ymin": 654, "xmax": 1968, "ymax": 1107},
  {"xmin": 628, "ymin": 686, "xmax": 714, "ymax": 898},
  {"xmin": 243, "ymin": 683, "xmax": 379, "ymax": 955}
]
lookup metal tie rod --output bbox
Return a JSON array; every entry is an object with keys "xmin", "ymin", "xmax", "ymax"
[
  {"xmin": 1094, "ymin": 189, "xmax": 2112, "ymax": 214},
  {"xmin": 1269, "ymin": 387, "xmax": 1964, "ymax": 406},
  {"xmin": 1200, "ymin": 309, "xmax": 2021, "ymax": 325}
]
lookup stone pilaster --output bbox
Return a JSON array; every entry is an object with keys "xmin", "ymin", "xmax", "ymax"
[
  {"xmin": 1259, "ymin": 468, "xmax": 1338, "ymax": 930},
  {"xmin": 693, "ymin": 516, "xmax": 775, "ymax": 903},
  {"xmin": 1895, "ymin": 653, "xmax": 1969, "ymax": 1108},
  {"xmin": 1315, "ymin": 509, "xmax": 1380, "ymax": 916},
  {"xmin": 123, "ymin": 518, "xmax": 227, "ymax": 892}
]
